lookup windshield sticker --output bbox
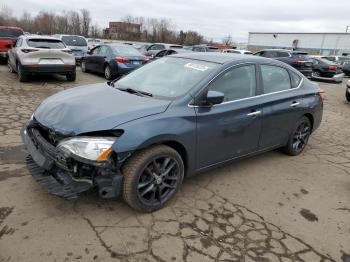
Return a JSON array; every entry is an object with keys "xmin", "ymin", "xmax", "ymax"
[{"xmin": 184, "ymin": 63, "xmax": 209, "ymax": 71}]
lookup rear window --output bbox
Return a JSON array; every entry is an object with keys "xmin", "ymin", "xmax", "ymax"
[
  {"xmin": 61, "ymin": 36, "xmax": 87, "ymax": 47},
  {"xmin": 111, "ymin": 45, "xmax": 141, "ymax": 56},
  {"xmin": 27, "ymin": 39, "xmax": 66, "ymax": 49},
  {"xmin": 170, "ymin": 45, "xmax": 183, "ymax": 49},
  {"xmin": 0, "ymin": 28, "xmax": 23, "ymax": 38}
]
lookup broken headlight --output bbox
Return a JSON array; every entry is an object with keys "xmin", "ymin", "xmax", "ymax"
[{"xmin": 57, "ymin": 137, "xmax": 117, "ymax": 162}]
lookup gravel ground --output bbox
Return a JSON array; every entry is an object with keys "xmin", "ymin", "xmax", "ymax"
[{"xmin": 0, "ymin": 64, "xmax": 349, "ymax": 262}]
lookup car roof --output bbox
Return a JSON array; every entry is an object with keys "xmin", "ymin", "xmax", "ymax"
[{"xmin": 171, "ymin": 52, "xmax": 276, "ymax": 64}]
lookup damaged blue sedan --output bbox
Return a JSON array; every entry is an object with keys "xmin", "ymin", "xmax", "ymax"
[{"xmin": 22, "ymin": 53, "xmax": 323, "ymax": 212}]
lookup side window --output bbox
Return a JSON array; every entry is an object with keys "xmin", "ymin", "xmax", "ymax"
[
  {"xmin": 155, "ymin": 50, "xmax": 167, "ymax": 57},
  {"xmin": 261, "ymin": 65, "xmax": 291, "ymax": 94},
  {"xmin": 276, "ymin": 51, "xmax": 289, "ymax": 57},
  {"xmin": 209, "ymin": 65, "xmax": 256, "ymax": 102},
  {"xmin": 91, "ymin": 46, "xmax": 101, "ymax": 55},
  {"xmin": 254, "ymin": 51, "xmax": 264, "ymax": 56},
  {"xmin": 289, "ymin": 71, "xmax": 302, "ymax": 88},
  {"xmin": 99, "ymin": 45, "xmax": 108, "ymax": 55}
]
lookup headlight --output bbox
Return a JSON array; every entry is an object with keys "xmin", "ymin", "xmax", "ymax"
[{"xmin": 57, "ymin": 137, "xmax": 116, "ymax": 162}]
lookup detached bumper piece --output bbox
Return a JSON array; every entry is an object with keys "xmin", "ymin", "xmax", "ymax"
[{"xmin": 26, "ymin": 156, "xmax": 92, "ymax": 199}]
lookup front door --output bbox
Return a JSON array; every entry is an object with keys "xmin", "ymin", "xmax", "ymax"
[{"xmin": 195, "ymin": 64, "xmax": 263, "ymax": 169}]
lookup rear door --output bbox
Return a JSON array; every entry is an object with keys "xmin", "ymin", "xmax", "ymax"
[
  {"xmin": 258, "ymin": 64, "xmax": 304, "ymax": 149},
  {"xmin": 195, "ymin": 64, "xmax": 263, "ymax": 169}
]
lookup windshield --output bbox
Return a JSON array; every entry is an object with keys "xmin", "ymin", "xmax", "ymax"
[
  {"xmin": 0, "ymin": 28, "xmax": 23, "ymax": 38},
  {"xmin": 111, "ymin": 45, "xmax": 141, "ymax": 56},
  {"xmin": 115, "ymin": 57, "xmax": 218, "ymax": 98},
  {"xmin": 61, "ymin": 36, "xmax": 87, "ymax": 47},
  {"xmin": 27, "ymin": 39, "xmax": 66, "ymax": 49}
]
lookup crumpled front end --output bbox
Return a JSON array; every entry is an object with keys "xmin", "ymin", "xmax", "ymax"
[{"xmin": 21, "ymin": 118, "xmax": 123, "ymax": 200}]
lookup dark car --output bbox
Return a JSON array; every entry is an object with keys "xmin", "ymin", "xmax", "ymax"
[
  {"xmin": 0, "ymin": 26, "xmax": 24, "ymax": 61},
  {"xmin": 309, "ymin": 57, "xmax": 344, "ymax": 83},
  {"xmin": 151, "ymin": 48, "xmax": 191, "ymax": 60},
  {"xmin": 340, "ymin": 60, "xmax": 350, "ymax": 77},
  {"xmin": 21, "ymin": 53, "xmax": 323, "ymax": 212},
  {"xmin": 254, "ymin": 49, "xmax": 313, "ymax": 77},
  {"xmin": 81, "ymin": 43, "xmax": 148, "ymax": 80},
  {"xmin": 346, "ymin": 80, "xmax": 350, "ymax": 102},
  {"xmin": 190, "ymin": 45, "xmax": 219, "ymax": 52}
]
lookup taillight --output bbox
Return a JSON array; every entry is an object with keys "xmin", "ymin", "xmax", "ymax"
[
  {"xmin": 21, "ymin": 49, "xmax": 38, "ymax": 53},
  {"xmin": 61, "ymin": 49, "xmax": 72, "ymax": 54},
  {"xmin": 293, "ymin": 60, "xmax": 304, "ymax": 65},
  {"xmin": 328, "ymin": 65, "xmax": 337, "ymax": 70},
  {"xmin": 319, "ymin": 89, "xmax": 325, "ymax": 101},
  {"xmin": 143, "ymin": 56, "xmax": 149, "ymax": 64},
  {"xmin": 114, "ymin": 57, "xmax": 128, "ymax": 63}
]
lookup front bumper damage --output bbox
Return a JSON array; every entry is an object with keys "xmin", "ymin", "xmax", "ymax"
[{"xmin": 21, "ymin": 122, "xmax": 123, "ymax": 200}]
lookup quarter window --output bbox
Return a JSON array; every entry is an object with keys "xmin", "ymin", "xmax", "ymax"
[
  {"xmin": 261, "ymin": 65, "xmax": 291, "ymax": 94},
  {"xmin": 290, "ymin": 71, "xmax": 302, "ymax": 88},
  {"xmin": 91, "ymin": 46, "xmax": 101, "ymax": 55},
  {"xmin": 209, "ymin": 65, "xmax": 256, "ymax": 102}
]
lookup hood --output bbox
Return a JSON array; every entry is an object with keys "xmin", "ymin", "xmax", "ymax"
[{"xmin": 34, "ymin": 83, "xmax": 171, "ymax": 135}]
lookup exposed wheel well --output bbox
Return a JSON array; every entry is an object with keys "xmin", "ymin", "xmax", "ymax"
[{"xmin": 303, "ymin": 113, "xmax": 314, "ymax": 131}]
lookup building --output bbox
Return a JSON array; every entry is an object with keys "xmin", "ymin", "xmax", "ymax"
[
  {"xmin": 248, "ymin": 32, "xmax": 350, "ymax": 55},
  {"xmin": 104, "ymin": 22, "xmax": 141, "ymax": 40}
]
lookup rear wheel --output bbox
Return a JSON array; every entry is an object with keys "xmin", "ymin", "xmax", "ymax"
[
  {"xmin": 346, "ymin": 89, "xmax": 350, "ymax": 102},
  {"xmin": 17, "ymin": 63, "xmax": 28, "ymax": 82},
  {"xmin": 81, "ymin": 61, "xmax": 88, "ymax": 73},
  {"xmin": 104, "ymin": 65, "xmax": 114, "ymax": 80},
  {"xmin": 66, "ymin": 71, "xmax": 76, "ymax": 81},
  {"xmin": 283, "ymin": 116, "xmax": 311, "ymax": 156},
  {"xmin": 8, "ymin": 60, "xmax": 15, "ymax": 73},
  {"xmin": 312, "ymin": 70, "xmax": 321, "ymax": 78},
  {"xmin": 122, "ymin": 145, "xmax": 184, "ymax": 212}
]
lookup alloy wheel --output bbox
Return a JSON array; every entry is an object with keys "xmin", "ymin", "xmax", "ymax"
[
  {"xmin": 292, "ymin": 121, "xmax": 311, "ymax": 152},
  {"xmin": 137, "ymin": 156, "xmax": 180, "ymax": 205},
  {"xmin": 105, "ymin": 66, "xmax": 111, "ymax": 79}
]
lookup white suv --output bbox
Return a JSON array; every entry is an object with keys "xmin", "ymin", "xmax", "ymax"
[{"xmin": 8, "ymin": 35, "xmax": 76, "ymax": 82}]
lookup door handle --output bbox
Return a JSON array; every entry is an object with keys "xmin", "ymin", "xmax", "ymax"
[
  {"xmin": 247, "ymin": 110, "xmax": 261, "ymax": 117},
  {"xmin": 290, "ymin": 101, "xmax": 300, "ymax": 107}
]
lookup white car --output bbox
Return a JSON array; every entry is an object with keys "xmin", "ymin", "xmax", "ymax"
[
  {"xmin": 8, "ymin": 35, "xmax": 76, "ymax": 82},
  {"xmin": 222, "ymin": 49, "xmax": 253, "ymax": 55},
  {"xmin": 87, "ymin": 38, "xmax": 103, "ymax": 50}
]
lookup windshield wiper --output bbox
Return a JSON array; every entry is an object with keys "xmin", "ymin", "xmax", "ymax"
[{"xmin": 118, "ymin": 87, "xmax": 153, "ymax": 97}]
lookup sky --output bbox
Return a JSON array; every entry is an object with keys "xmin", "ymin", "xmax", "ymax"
[{"xmin": 2, "ymin": 0, "xmax": 350, "ymax": 42}]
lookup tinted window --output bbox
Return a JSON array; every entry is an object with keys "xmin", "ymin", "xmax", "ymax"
[
  {"xmin": 149, "ymin": 44, "xmax": 165, "ymax": 51},
  {"xmin": 91, "ymin": 46, "xmax": 100, "ymax": 55},
  {"xmin": 261, "ymin": 65, "xmax": 291, "ymax": 94},
  {"xmin": 324, "ymin": 56, "xmax": 336, "ymax": 62},
  {"xmin": 0, "ymin": 28, "xmax": 23, "ymax": 38},
  {"xmin": 99, "ymin": 45, "xmax": 109, "ymax": 55},
  {"xmin": 289, "ymin": 71, "xmax": 302, "ymax": 88},
  {"xmin": 155, "ymin": 50, "xmax": 167, "ymax": 58},
  {"xmin": 27, "ymin": 39, "xmax": 66, "ymax": 49},
  {"xmin": 111, "ymin": 45, "xmax": 141, "ymax": 56},
  {"xmin": 209, "ymin": 65, "xmax": 256, "ymax": 102},
  {"xmin": 116, "ymin": 57, "xmax": 218, "ymax": 98},
  {"xmin": 61, "ymin": 36, "xmax": 87, "ymax": 47}
]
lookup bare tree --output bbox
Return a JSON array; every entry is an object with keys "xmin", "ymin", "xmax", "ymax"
[
  {"xmin": 80, "ymin": 9, "xmax": 91, "ymax": 37},
  {"xmin": 222, "ymin": 34, "xmax": 233, "ymax": 46}
]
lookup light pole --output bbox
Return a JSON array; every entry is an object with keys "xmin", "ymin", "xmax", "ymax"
[{"xmin": 346, "ymin": 25, "xmax": 349, "ymax": 33}]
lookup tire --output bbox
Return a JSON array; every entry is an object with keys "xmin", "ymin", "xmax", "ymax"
[
  {"xmin": 283, "ymin": 116, "xmax": 311, "ymax": 156},
  {"xmin": 8, "ymin": 60, "xmax": 15, "ymax": 73},
  {"xmin": 312, "ymin": 70, "xmax": 321, "ymax": 78},
  {"xmin": 104, "ymin": 65, "xmax": 114, "ymax": 80},
  {"xmin": 346, "ymin": 90, "xmax": 350, "ymax": 102},
  {"xmin": 122, "ymin": 145, "xmax": 184, "ymax": 212},
  {"xmin": 66, "ymin": 71, "xmax": 76, "ymax": 81},
  {"xmin": 17, "ymin": 63, "xmax": 28, "ymax": 82},
  {"xmin": 81, "ymin": 61, "xmax": 88, "ymax": 73}
]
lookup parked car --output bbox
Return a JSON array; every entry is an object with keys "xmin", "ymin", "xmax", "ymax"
[
  {"xmin": 151, "ymin": 48, "xmax": 191, "ymax": 60},
  {"xmin": 321, "ymin": 56, "xmax": 350, "ymax": 64},
  {"xmin": 0, "ymin": 26, "xmax": 24, "ymax": 61},
  {"xmin": 254, "ymin": 49, "xmax": 313, "ymax": 77},
  {"xmin": 143, "ymin": 43, "xmax": 182, "ymax": 57},
  {"xmin": 309, "ymin": 57, "xmax": 344, "ymax": 83},
  {"xmin": 53, "ymin": 34, "xmax": 88, "ymax": 64},
  {"xmin": 346, "ymin": 80, "xmax": 350, "ymax": 101},
  {"xmin": 87, "ymin": 38, "xmax": 103, "ymax": 50},
  {"xmin": 189, "ymin": 45, "xmax": 219, "ymax": 52},
  {"xmin": 21, "ymin": 53, "xmax": 323, "ymax": 212},
  {"xmin": 8, "ymin": 35, "xmax": 76, "ymax": 82},
  {"xmin": 340, "ymin": 60, "xmax": 350, "ymax": 77},
  {"xmin": 81, "ymin": 43, "xmax": 148, "ymax": 80},
  {"xmin": 222, "ymin": 49, "xmax": 253, "ymax": 55}
]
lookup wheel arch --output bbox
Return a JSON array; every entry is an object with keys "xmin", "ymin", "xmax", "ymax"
[{"xmin": 303, "ymin": 113, "xmax": 314, "ymax": 132}]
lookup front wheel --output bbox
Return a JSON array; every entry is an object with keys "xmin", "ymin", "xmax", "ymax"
[
  {"xmin": 122, "ymin": 145, "xmax": 184, "ymax": 212},
  {"xmin": 283, "ymin": 116, "xmax": 311, "ymax": 156},
  {"xmin": 81, "ymin": 61, "xmax": 88, "ymax": 73}
]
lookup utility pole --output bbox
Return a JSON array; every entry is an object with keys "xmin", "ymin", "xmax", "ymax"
[{"xmin": 346, "ymin": 25, "xmax": 349, "ymax": 33}]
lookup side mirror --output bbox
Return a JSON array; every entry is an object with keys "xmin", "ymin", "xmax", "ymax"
[
  {"xmin": 87, "ymin": 50, "xmax": 92, "ymax": 55},
  {"xmin": 205, "ymin": 91, "xmax": 224, "ymax": 105}
]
